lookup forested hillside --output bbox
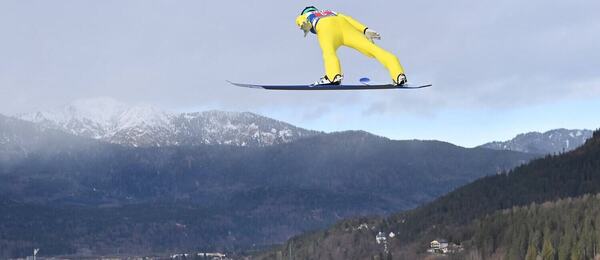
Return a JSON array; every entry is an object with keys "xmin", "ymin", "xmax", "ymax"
[
  {"xmin": 258, "ymin": 130, "xmax": 600, "ymax": 259},
  {"xmin": 0, "ymin": 115, "xmax": 536, "ymax": 257},
  {"xmin": 472, "ymin": 194, "xmax": 600, "ymax": 260}
]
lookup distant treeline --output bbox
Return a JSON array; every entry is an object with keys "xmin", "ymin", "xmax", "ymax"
[{"xmin": 473, "ymin": 194, "xmax": 600, "ymax": 260}]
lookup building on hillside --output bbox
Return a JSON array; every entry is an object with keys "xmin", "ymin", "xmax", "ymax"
[
  {"xmin": 171, "ymin": 252, "xmax": 228, "ymax": 260},
  {"xmin": 427, "ymin": 239, "xmax": 463, "ymax": 254}
]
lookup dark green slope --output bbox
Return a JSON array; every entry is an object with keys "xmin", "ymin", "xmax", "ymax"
[
  {"xmin": 0, "ymin": 115, "xmax": 537, "ymax": 257},
  {"xmin": 471, "ymin": 194, "xmax": 600, "ymax": 260},
  {"xmin": 260, "ymin": 130, "xmax": 600, "ymax": 260},
  {"xmin": 389, "ymin": 130, "xmax": 600, "ymax": 242}
]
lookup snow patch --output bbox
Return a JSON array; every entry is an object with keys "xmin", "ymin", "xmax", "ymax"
[
  {"xmin": 17, "ymin": 98, "xmax": 318, "ymax": 147},
  {"xmin": 116, "ymin": 105, "xmax": 173, "ymax": 130}
]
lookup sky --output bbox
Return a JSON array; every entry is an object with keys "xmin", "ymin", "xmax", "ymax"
[{"xmin": 1, "ymin": 0, "xmax": 599, "ymax": 147}]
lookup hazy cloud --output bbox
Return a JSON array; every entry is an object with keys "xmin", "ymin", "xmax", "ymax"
[{"xmin": 1, "ymin": 0, "xmax": 599, "ymax": 143}]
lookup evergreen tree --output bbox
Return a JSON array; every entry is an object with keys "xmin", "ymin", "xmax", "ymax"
[
  {"xmin": 541, "ymin": 238, "xmax": 555, "ymax": 260},
  {"xmin": 558, "ymin": 231, "xmax": 573, "ymax": 260},
  {"xmin": 570, "ymin": 241, "xmax": 583, "ymax": 260},
  {"xmin": 525, "ymin": 243, "xmax": 538, "ymax": 260}
]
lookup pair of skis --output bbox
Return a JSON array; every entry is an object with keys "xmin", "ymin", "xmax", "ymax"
[{"xmin": 227, "ymin": 77, "xmax": 431, "ymax": 91}]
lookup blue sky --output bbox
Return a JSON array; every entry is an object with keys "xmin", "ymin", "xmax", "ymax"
[
  {"xmin": 259, "ymin": 97, "xmax": 600, "ymax": 147},
  {"xmin": 1, "ymin": 1, "xmax": 599, "ymax": 147}
]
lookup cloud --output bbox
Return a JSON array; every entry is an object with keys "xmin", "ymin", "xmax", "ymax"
[
  {"xmin": 300, "ymin": 105, "xmax": 331, "ymax": 121},
  {"xmin": 362, "ymin": 101, "xmax": 387, "ymax": 117},
  {"xmin": 0, "ymin": 0, "xmax": 599, "ymax": 121}
]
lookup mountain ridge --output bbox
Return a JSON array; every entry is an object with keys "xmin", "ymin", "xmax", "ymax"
[
  {"xmin": 17, "ymin": 97, "xmax": 321, "ymax": 147},
  {"xmin": 15, "ymin": 97, "xmax": 592, "ymax": 154},
  {"xmin": 0, "ymin": 114, "xmax": 538, "ymax": 257},
  {"xmin": 479, "ymin": 128, "xmax": 593, "ymax": 154}
]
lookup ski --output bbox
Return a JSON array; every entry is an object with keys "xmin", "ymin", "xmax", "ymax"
[{"xmin": 227, "ymin": 81, "xmax": 431, "ymax": 90}]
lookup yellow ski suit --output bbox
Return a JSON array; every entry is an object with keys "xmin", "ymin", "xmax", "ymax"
[{"xmin": 296, "ymin": 11, "xmax": 405, "ymax": 82}]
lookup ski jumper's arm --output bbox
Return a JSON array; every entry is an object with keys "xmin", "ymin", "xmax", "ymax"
[{"xmin": 338, "ymin": 13, "xmax": 368, "ymax": 33}]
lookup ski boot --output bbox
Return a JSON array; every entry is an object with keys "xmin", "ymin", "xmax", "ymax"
[
  {"xmin": 394, "ymin": 74, "xmax": 408, "ymax": 87},
  {"xmin": 311, "ymin": 74, "xmax": 343, "ymax": 87}
]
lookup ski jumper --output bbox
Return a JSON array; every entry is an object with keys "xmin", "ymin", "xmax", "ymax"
[{"xmin": 296, "ymin": 10, "xmax": 405, "ymax": 82}]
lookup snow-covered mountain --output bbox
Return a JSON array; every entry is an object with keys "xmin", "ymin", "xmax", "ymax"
[
  {"xmin": 478, "ymin": 129, "xmax": 593, "ymax": 155},
  {"xmin": 18, "ymin": 97, "xmax": 320, "ymax": 147},
  {"xmin": 0, "ymin": 113, "xmax": 98, "ymax": 164}
]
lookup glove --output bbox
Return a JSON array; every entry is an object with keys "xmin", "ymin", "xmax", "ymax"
[
  {"xmin": 364, "ymin": 28, "xmax": 381, "ymax": 42},
  {"xmin": 300, "ymin": 21, "xmax": 313, "ymax": 37}
]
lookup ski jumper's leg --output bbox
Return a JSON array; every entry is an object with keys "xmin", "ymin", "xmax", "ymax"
[
  {"xmin": 339, "ymin": 19, "xmax": 405, "ymax": 81},
  {"xmin": 316, "ymin": 18, "xmax": 344, "ymax": 80}
]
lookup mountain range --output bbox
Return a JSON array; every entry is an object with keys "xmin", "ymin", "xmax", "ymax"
[
  {"xmin": 0, "ymin": 98, "xmax": 595, "ymax": 258},
  {"xmin": 479, "ymin": 128, "xmax": 593, "ymax": 154},
  {"xmin": 0, "ymin": 112, "xmax": 535, "ymax": 257},
  {"xmin": 18, "ymin": 97, "xmax": 319, "ymax": 147},
  {"xmin": 17, "ymin": 98, "xmax": 592, "ymax": 155}
]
